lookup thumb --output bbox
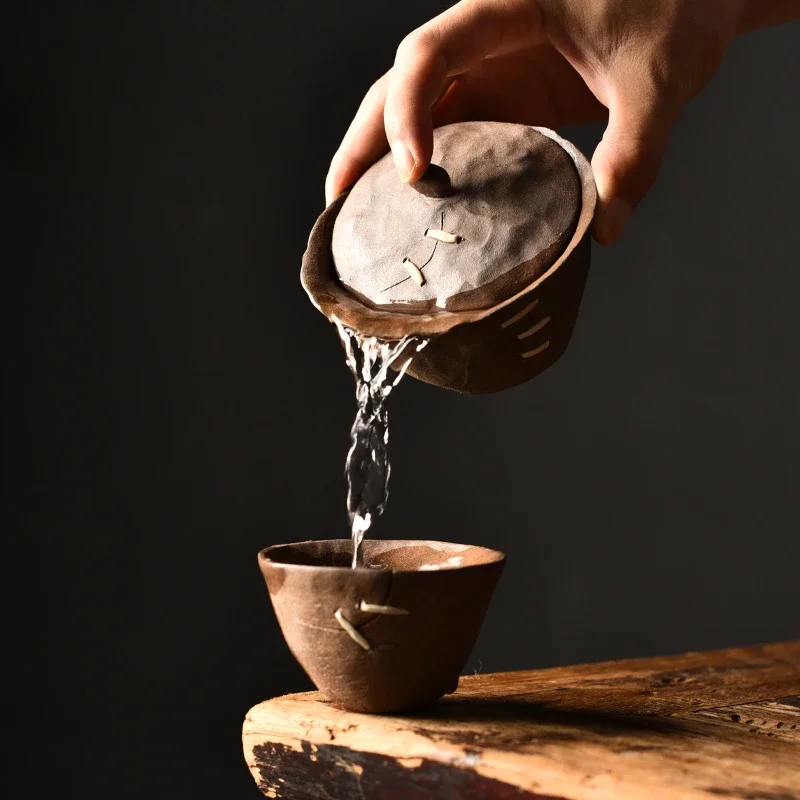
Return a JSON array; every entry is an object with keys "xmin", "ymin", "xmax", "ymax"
[{"xmin": 591, "ymin": 84, "xmax": 677, "ymax": 245}]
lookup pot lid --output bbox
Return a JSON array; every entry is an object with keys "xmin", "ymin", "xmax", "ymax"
[{"xmin": 331, "ymin": 121, "xmax": 582, "ymax": 313}]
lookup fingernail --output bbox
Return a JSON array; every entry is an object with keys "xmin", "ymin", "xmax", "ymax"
[
  {"xmin": 390, "ymin": 140, "xmax": 415, "ymax": 183},
  {"xmin": 598, "ymin": 197, "xmax": 631, "ymax": 245}
]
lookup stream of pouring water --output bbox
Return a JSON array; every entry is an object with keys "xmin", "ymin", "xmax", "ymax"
[{"xmin": 334, "ymin": 318, "xmax": 428, "ymax": 568}]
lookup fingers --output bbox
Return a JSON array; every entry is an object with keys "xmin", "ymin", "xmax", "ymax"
[
  {"xmin": 325, "ymin": 74, "xmax": 391, "ymax": 206},
  {"xmin": 442, "ymin": 47, "xmax": 605, "ymax": 130},
  {"xmin": 325, "ymin": 0, "xmax": 543, "ymax": 202},
  {"xmin": 385, "ymin": 0, "xmax": 544, "ymax": 183},
  {"xmin": 591, "ymin": 77, "xmax": 679, "ymax": 245}
]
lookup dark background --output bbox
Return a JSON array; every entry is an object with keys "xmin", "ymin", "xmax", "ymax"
[{"xmin": 3, "ymin": 3, "xmax": 798, "ymax": 799}]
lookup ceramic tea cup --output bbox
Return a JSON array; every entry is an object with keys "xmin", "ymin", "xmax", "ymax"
[{"xmin": 259, "ymin": 539, "xmax": 505, "ymax": 713}]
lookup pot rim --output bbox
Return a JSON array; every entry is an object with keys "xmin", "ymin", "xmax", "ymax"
[{"xmin": 258, "ymin": 538, "xmax": 505, "ymax": 574}]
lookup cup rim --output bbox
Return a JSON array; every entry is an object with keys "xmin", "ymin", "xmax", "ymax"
[{"xmin": 258, "ymin": 538, "xmax": 505, "ymax": 574}]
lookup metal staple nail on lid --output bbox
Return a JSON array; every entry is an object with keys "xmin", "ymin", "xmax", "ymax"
[
  {"xmin": 425, "ymin": 228, "xmax": 461, "ymax": 243},
  {"xmin": 403, "ymin": 258, "xmax": 426, "ymax": 286}
]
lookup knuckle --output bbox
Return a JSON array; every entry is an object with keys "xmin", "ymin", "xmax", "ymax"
[
  {"xmin": 600, "ymin": 137, "xmax": 663, "ymax": 190},
  {"xmin": 621, "ymin": 146, "xmax": 663, "ymax": 193},
  {"xmin": 365, "ymin": 73, "xmax": 388, "ymax": 101},
  {"xmin": 395, "ymin": 29, "xmax": 433, "ymax": 65}
]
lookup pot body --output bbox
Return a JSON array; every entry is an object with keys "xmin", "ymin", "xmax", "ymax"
[
  {"xmin": 407, "ymin": 236, "xmax": 590, "ymax": 393},
  {"xmin": 300, "ymin": 125, "xmax": 596, "ymax": 394}
]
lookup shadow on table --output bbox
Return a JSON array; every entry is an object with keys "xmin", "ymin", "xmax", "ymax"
[{"xmin": 397, "ymin": 696, "xmax": 702, "ymax": 753}]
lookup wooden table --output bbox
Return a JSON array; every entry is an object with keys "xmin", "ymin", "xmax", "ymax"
[{"xmin": 243, "ymin": 641, "xmax": 800, "ymax": 799}]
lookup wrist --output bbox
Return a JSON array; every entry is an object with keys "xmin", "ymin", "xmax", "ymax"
[{"xmin": 737, "ymin": 0, "xmax": 800, "ymax": 33}]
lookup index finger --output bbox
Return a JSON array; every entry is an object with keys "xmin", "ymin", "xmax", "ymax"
[
  {"xmin": 385, "ymin": 0, "xmax": 544, "ymax": 183},
  {"xmin": 324, "ymin": 71, "xmax": 462, "ymax": 206},
  {"xmin": 325, "ymin": 74, "xmax": 391, "ymax": 206}
]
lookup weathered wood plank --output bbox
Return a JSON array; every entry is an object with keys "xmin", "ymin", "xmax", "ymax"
[
  {"xmin": 676, "ymin": 697, "xmax": 800, "ymax": 744},
  {"xmin": 453, "ymin": 641, "xmax": 800, "ymax": 714},
  {"xmin": 243, "ymin": 641, "xmax": 800, "ymax": 800}
]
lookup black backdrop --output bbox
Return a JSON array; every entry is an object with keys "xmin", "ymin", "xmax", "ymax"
[{"xmin": 4, "ymin": 3, "xmax": 799, "ymax": 799}]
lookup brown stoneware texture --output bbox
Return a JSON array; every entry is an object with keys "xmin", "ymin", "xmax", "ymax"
[
  {"xmin": 331, "ymin": 122, "xmax": 582, "ymax": 312},
  {"xmin": 258, "ymin": 540, "xmax": 505, "ymax": 714},
  {"xmin": 301, "ymin": 123, "xmax": 597, "ymax": 394}
]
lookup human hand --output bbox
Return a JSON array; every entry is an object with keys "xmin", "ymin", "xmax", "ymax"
[{"xmin": 325, "ymin": 0, "xmax": 792, "ymax": 244}]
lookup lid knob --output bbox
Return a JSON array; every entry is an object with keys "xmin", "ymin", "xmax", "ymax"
[{"xmin": 411, "ymin": 163, "xmax": 454, "ymax": 198}]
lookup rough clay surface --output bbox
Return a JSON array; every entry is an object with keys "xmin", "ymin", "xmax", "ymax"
[
  {"xmin": 331, "ymin": 121, "xmax": 581, "ymax": 312},
  {"xmin": 259, "ymin": 539, "xmax": 505, "ymax": 713}
]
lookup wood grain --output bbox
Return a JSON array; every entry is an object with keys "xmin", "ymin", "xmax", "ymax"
[{"xmin": 243, "ymin": 641, "xmax": 800, "ymax": 800}]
